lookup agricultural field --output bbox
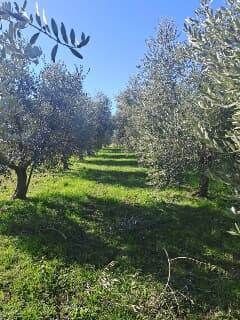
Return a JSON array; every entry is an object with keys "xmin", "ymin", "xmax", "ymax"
[
  {"xmin": 0, "ymin": 148, "xmax": 239, "ymax": 319},
  {"xmin": 1, "ymin": 0, "xmax": 240, "ymax": 318}
]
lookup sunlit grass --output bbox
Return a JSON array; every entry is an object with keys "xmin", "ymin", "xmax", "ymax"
[{"xmin": 0, "ymin": 147, "xmax": 239, "ymax": 319}]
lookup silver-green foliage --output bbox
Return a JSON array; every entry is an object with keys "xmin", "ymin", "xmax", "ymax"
[
  {"xmin": 115, "ymin": 20, "xmax": 200, "ymax": 187},
  {"xmin": 0, "ymin": 1, "xmax": 90, "ymax": 62},
  {"xmin": 115, "ymin": 1, "xmax": 240, "ymax": 192},
  {"xmin": 0, "ymin": 54, "xmax": 112, "ymax": 198},
  {"xmin": 186, "ymin": 0, "xmax": 240, "ymax": 185}
]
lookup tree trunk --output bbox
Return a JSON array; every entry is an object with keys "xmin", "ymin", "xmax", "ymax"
[
  {"xmin": 197, "ymin": 145, "xmax": 210, "ymax": 198},
  {"xmin": 62, "ymin": 156, "xmax": 69, "ymax": 170},
  {"xmin": 13, "ymin": 167, "xmax": 28, "ymax": 200},
  {"xmin": 198, "ymin": 173, "xmax": 209, "ymax": 198}
]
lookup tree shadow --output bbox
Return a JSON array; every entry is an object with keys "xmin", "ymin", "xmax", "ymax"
[
  {"xmin": 95, "ymin": 153, "xmax": 136, "ymax": 160},
  {"xmin": 79, "ymin": 195, "xmax": 238, "ymax": 263},
  {"xmin": 0, "ymin": 198, "xmax": 118, "ymax": 267},
  {"xmin": 72, "ymin": 194, "xmax": 240, "ymax": 311},
  {"xmin": 83, "ymin": 158, "xmax": 138, "ymax": 167},
  {"xmin": 70, "ymin": 167, "xmax": 147, "ymax": 188},
  {"xmin": 1, "ymin": 145, "xmax": 239, "ymax": 314},
  {"xmin": 0, "ymin": 193, "xmax": 239, "ymax": 311},
  {"xmin": 100, "ymin": 147, "xmax": 123, "ymax": 153}
]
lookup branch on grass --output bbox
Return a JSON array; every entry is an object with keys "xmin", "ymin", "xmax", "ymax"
[{"xmin": 160, "ymin": 247, "xmax": 230, "ymax": 311}]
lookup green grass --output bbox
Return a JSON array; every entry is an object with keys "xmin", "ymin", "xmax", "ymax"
[{"xmin": 0, "ymin": 147, "xmax": 240, "ymax": 319}]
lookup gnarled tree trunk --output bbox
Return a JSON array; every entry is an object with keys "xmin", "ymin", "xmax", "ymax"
[
  {"xmin": 13, "ymin": 166, "xmax": 28, "ymax": 200},
  {"xmin": 197, "ymin": 145, "xmax": 211, "ymax": 198},
  {"xmin": 198, "ymin": 173, "xmax": 209, "ymax": 198},
  {"xmin": 61, "ymin": 156, "xmax": 69, "ymax": 170}
]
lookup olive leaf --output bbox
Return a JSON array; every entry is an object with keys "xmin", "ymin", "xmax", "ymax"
[
  {"xmin": 35, "ymin": 2, "xmax": 41, "ymax": 27},
  {"xmin": 35, "ymin": 2, "xmax": 40, "ymax": 16},
  {"xmin": 81, "ymin": 32, "xmax": 85, "ymax": 42},
  {"xmin": 70, "ymin": 28, "xmax": 75, "ymax": 45},
  {"xmin": 77, "ymin": 35, "xmax": 90, "ymax": 48},
  {"xmin": 29, "ymin": 32, "xmax": 40, "ymax": 45},
  {"xmin": 70, "ymin": 48, "xmax": 83, "ymax": 59},
  {"xmin": 42, "ymin": 9, "xmax": 48, "ymax": 26},
  {"xmin": 17, "ymin": 29, "xmax": 21, "ymax": 38},
  {"xmin": 23, "ymin": 0, "xmax": 27, "ymax": 10},
  {"xmin": 35, "ymin": 14, "xmax": 42, "ymax": 27},
  {"xmin": 14, "ymin": 2, "xmax": 20, "ymax": 12},
  {"xmin": 51, "ymin": 18, "xmax": 59, "ymax": 39},
  {"xmin": 51, "ymin": 44, "xmax": 58, "ymax": 62},
  {"xmin": 61, "ymin": 23, "xmax": 68, "ymax": 44}
]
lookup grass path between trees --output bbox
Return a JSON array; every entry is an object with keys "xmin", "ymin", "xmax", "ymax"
[{"xmin": 0, "ymin": 147, "xmax": 239, "ymax": 319}]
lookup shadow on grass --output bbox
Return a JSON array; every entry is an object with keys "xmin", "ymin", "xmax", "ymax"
[
  {"xmin": 83, "ymin": 159, "xmax": 138, "ymax": 167},
  {"xmin": 0, "ymin": 198, "xmax": 118, "ymax": 267},
  {"xmin": 95, "ymin": 153, "xmax": 136, "ymax": 160},
  {"xmin": 0, "ymin": 192, "xmax": 239, "ymax": 312},
  {"xmin": 70, "ymin": 167, "xmax": 147, "ymax": 188},
  {"xmin": 78, "ymin": 148, "xmax": 145, "ymax": 187},
  {"xmin": 100, "ymin": 147, "xmax": 123, "ymax": 153},
  {"xmin": 1, "ymin": 146, "xmax": 239, "ymax": 314}
]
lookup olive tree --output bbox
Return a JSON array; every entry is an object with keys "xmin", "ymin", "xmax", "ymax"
[
  {"xmin": 0, "ymin": 55, "xmax": 96, "ymax": 199},
  {"xmin": 38, "ymin": 62, "xmax": 90, "ymax": 169},
  {"xmin": 113, "ymin": 78, "xmax": 142, "ymax": 150},
  {"xmin": 90, "ymin": 93, "xmax": 113, "ymax": 151},
  {"xmin": 115, "ymin": 20, "xmax": 200, "ymax": 188},
  {"xmin": 185, "ymin": 0, "xmax": 240, "ymax": 193},
  {"xmin": 0, "ymin": 55, "xmax": 52, "ymax": 199},
  {"xmin": 0, "ymin": 0, "xmax": 93, "ymax": 200},
  {"xmin": 115, "ymin": 11, "xmax": 239, "ymax": 196}
]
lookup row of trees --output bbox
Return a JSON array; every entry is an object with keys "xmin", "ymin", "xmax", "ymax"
[
  {"xmin": 114, "ymin": 0, "xmax": 240, "ymax": 197},
  {"xmin": 0, "ymin": 48, "xmax": 112, "ymax": 200},
  {"xmin": 0, "ymin": 2, "xmax": 114, "ymax": 200}
]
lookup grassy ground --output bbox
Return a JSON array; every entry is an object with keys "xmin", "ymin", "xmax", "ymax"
[{"xmin": 0, "ymin": 147, "xmax": 239, "ymax": 319}]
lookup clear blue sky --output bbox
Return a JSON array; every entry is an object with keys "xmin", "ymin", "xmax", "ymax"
[{"xmin": 27, "ymin": 0, "xmax": 224, "ymax": 104}]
